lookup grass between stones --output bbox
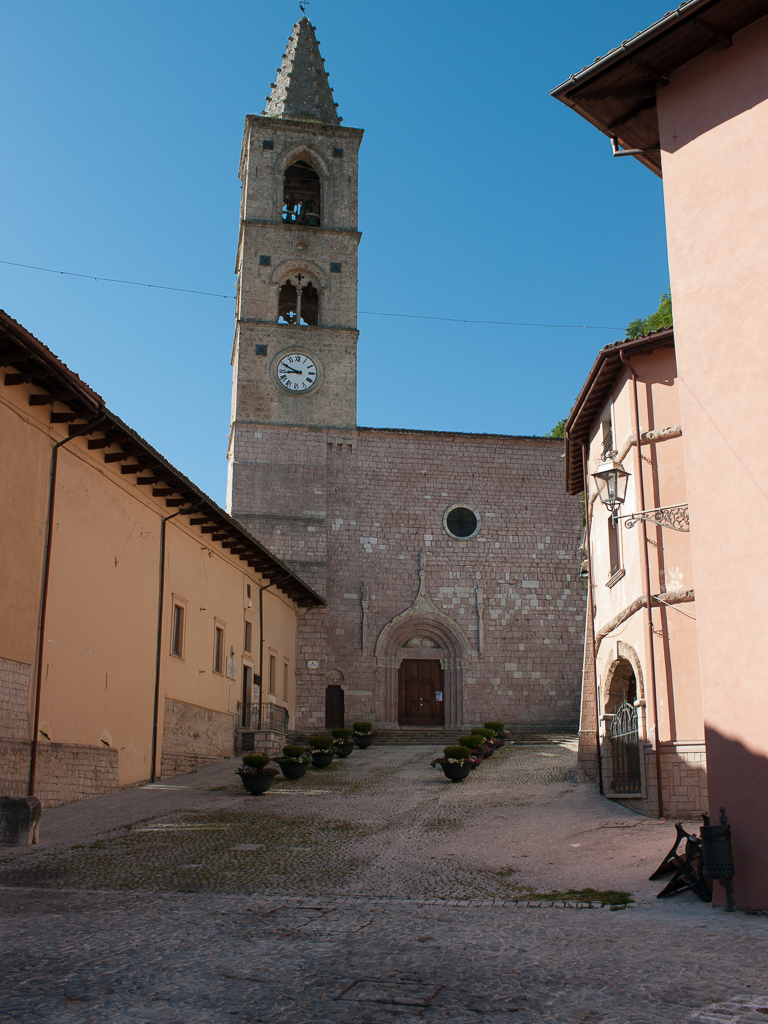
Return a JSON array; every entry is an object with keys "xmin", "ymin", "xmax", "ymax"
[
  {"xmin": 504, "ymin": 885, "xmax": 633, "ymax": 906},
  {"xmin": 0, "ymin": 809, "xmax": 383, "ymax": 894}
]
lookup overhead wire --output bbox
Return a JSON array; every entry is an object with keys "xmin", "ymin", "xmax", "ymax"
[{"xmin": 0, "ymin": 257, "xmax": 624, "ymax": 332}]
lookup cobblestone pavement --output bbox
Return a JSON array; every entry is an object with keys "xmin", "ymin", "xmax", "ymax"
[{"xmin": 1, "ymin": 742, "xmax": 767, "ymax": 1023}]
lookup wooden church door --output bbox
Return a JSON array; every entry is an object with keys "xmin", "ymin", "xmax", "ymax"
[{"xmin": 398, "ymin": 660, "xmax": 444, "ymax": 727}]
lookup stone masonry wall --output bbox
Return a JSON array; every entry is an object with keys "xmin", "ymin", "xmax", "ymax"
[
  {"xmin": 605, "ymin": 743, "xmax": 708, "ymax": 820},
  {"xmin": 161, "ymin": 698, "xmax": 236, "ymax": 778},
  {"xmin": 577, "ymin": 614, "xmax": 600, "ymax": 782},
  {"xmin": 0, "ymin": 657, "xmax": 31, "ymax": 740},
  {"xmin": 284, "ymin": 428, "xmax": 586, "ymax": 731},
  {"xmin": 0, "ymin": 738, "xmax": 119, "ymax": 808}
]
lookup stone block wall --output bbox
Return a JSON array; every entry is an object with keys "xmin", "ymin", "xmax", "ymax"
[
  {"xmin": 0, "ymin": 657, "xmax": 31, "ymax": 740},
  {"xmin": 160, "ymin": 698, "xmax": 236, "ymax": 778},
  {"xmin": 235, "ymin": 729, "xmax": 285, "ymax": 757},
  {"xmin": 278, "ymin": 428, "xmax": 586, "ymax": 732},
  {"xmin": 605, "ymin": 741, "xmax": 708, "ymax": 820},
  {"xmin": 576, "ymin": 617, "xmax": 600, "ymax": 782},
  {"xmin": 0, "ymin": 738, "xmax": 119, "ymax": 808}
]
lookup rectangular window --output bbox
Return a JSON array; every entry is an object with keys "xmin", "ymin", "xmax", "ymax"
[
  {"xmin": 269, "ymin": 654, "xmax": 277, "ymax": 695},
  {"xmin": 214, "ymin": 625, "xmax": 225, "ymax": 674},
  {"xmin": 283, "ymin": 660, "xmax": 289, "ymax": 700},
  {"xmin": 608, "ymin": 513, "xmax": 622, "ymax": 578},
  {"xmin": 171, "ymin": 604, "xmax": 185, "ymax": 658},
  {"xmin": 244, "ymin": 620, "xmax": 253, "ymax": 654}
]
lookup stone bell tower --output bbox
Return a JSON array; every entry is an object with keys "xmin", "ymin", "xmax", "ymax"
[{"xmin": 227, "ymin": 16, "xmax": 364, "ymax": 595}]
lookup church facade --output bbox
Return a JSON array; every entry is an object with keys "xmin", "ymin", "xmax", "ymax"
[{"xmin": 226, "ymin": 17, "xmax": 585, "ymax": 732}]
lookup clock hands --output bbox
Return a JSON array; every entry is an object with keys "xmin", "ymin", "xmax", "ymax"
[{"xmin": 280, "ymin": 367, "xmax": 303, "ymax": 374}]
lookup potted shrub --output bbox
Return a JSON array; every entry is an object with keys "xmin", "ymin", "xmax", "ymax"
[
  {"xmin": 431, "ymin": 745, "xmax": 473, "ymax": 782},
  {"xmin": 485, "ymin": 721, "xmax": 506, "ymax": 745},
  {"xmin": 273, "ymin": 744, "xmax": 311, "ymax": 780},
  {"xmin": 459, "ymin": 735, "xmax": 486, "ymax": 768},
  {"xmin": 352, "ymin": 722, "xmax": 377, "ymax": 748},
  {"xmin": 472, "ymin": 727, "xmax": 498, "ymax": 757},
  {"xmin": 235, "ymin": 753, "xmax": 280, "ymax": 795},
  {"xmin": 308, "ymin": 734, "xmax": 337, "ymax": 768},
  {"xmin": 331, "ymin": 728, "xmax": 355, "ymax": 757}
]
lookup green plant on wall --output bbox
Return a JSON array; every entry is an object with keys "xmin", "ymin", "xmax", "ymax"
[
  {"xmin": 545, "ymin": 417, "xmax": 567, "ymax": 439},
  {"xmin": 626, "ymin": 290, "xmax": 672, "ymax": 339}
]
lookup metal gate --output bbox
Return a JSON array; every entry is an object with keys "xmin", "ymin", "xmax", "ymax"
[{"xmin": 608, "ymin": 701, "xmax": 641, "ymax": 794}]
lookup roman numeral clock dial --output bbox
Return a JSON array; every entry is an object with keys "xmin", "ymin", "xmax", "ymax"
[{"xmin": 276, "ymin": 352, "xmax": 319, "ymax": 392}]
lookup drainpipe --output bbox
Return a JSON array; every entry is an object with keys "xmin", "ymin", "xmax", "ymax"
[
  {"xmin": 29, "ymin": 411, "xmax": 107, "ymax": 797},
  {"xmin": 620, "ymin": 349, "xmax": 664, "ymax": 819},
  {"xmin": 257, "ymin": 574, "xmax": 294, "ymax": 730},
  {"xmin": 151, "ymin": 503, "xmax": 204, "ymax": 783},
  {"xmin": 578, "ymin": 439, "xmax": 605, "ymax": 796}
]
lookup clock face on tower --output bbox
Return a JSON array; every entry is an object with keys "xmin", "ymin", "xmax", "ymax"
[{"xmin": 276, "ymin": 352, "xmax": 319, "ymax": 392}]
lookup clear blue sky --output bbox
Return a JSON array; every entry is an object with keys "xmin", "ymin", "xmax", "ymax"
[{"xmin": 0, "ymin": 1, "xmax": 672, "ymax": 503}]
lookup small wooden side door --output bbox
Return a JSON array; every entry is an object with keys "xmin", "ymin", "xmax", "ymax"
[
  {"xmin": 325, "ymin": 684, "xmax": 345, "ymax": 729},
  {"xmin": 398, "ymin": 659, "xmax": 444, "ymax": 726}
]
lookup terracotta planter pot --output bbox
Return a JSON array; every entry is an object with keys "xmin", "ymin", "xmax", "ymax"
[
  {"xmin": 441, "ymin": 762, "xmax": 471, "ymax": 782},
  {"xmin": 336, "ymin": 741, "xmax": 355, "ymax": 758},
  {"xmin": 278, "ymin": 761, "xmax": 309, "ymax": 780},
  {"xmin": 354, "ymin": 735, "xmax": 374, "ymax": 748},
  {"xmin": 239, "ymin": 773, "xmax": 276, "ymax": 795},
  {"xmin": 311, "ymin": 751, "xmax": 334, "ymax": 768}
]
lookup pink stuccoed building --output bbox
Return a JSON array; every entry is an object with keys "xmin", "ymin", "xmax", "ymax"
[{"xmin": 554, "ymin": 0, "xmax": 768, "ymax": 911}]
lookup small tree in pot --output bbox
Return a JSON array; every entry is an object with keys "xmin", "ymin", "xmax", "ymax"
[
  {"xmin": 352, "ymin": 722, "xmax": 377, "ymax": 748},
  {"xmin": 236, "ymin": 753, "xmax": 280, "ymax": 795},
  {"xmin": 471, "ymin": 727, "xmax": 499, "ymax": 757},
  {"xmin": 308, "ymin": 735, "xmax": 337, "ymax": 768},
  {"xmin": 459, "ymin": 735, "xmax": 487, "ymax": 768},
  {"xmin": 484, "ymin": 721, "xmax": 507, "ymax": 745},
  {"xmin": 331, "ymin": 728, "xmax": 355, "ymax": 757},
  {"xmin": 430, "ymin": 745, "xmax": 473, "ymax": 782},
  {"xmin": 273, "ymin": 744, "xmax": 312, "ymax": 780}
]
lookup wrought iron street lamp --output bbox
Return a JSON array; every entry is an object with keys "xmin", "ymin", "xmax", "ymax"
[{"xmin": 591, "ymin": 457, "xmax": 630, "ymax": 515}]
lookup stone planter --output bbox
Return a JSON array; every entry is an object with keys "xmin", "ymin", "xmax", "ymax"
[
  {"xmin": 278, "ymin": 761, "xmax": 309, "ymax": 780},
  {"xmin": 239, "ymin": 773, "xmax": 276, "ymax": 795},
  {"xmin": 311, "ymin": 751, "xmax": 335, "ymax": 768},
  {"xmin": 441, "ymin": 763, "xmax": 471, "ymax": 782},
  {"xmin": 354, "ymin": 735, "xmax": 374, "ymax": 748},
  {"xmin": 336, "ymin": 741, "xmax": 355, "ymax": 758}
]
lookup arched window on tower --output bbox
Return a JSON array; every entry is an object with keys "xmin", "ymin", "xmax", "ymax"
[
  {"xmin": 283, "ymin": 161, "xmax": 321, "ymax": 226},
  {"xmin": 278, "ymin": 280, "xmax": 298, "ymax": 324},
  {"xmin": 301, "ymin": 282, "xmax": 318, "ymax": 325},
  {"xmin": 278, "ymin": 276, "xmax": 319, "ymax": 326}
]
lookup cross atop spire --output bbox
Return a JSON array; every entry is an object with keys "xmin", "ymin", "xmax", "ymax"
[{"xmin": 263, "ymin": 17, "xmax": 340, "ymax": 126}]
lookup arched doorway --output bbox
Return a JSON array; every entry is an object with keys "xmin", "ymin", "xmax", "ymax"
[
  {"xmin": 604, "ymin": 656, "xmax": 641, "ymax": 794},
  {"xmin": 375, "ymin": 618, "xmax": 470, "ymax": 727}
]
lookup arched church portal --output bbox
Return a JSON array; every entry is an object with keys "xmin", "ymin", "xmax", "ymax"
[{"xmin": 374, "ymin": 618, "xmax": 470, "ymax": 728}]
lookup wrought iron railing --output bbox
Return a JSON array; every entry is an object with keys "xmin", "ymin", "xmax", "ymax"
[
  {"xmin": 608, "ymin": 701, "xmax": 642, "ymax": 794},
  {"xmin": 237, "ymin": 701, "xmax": 289, "ymax": 734}
]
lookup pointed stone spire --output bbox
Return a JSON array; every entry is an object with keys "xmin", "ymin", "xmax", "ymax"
[{"xmin": 263, "ymin": 18, "xmax": 340, "ymax": 125}]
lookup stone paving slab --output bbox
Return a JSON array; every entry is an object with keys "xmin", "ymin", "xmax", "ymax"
[
  {"xmin": 1, "ymin": 887, "xmax": 767, "ymax": 1024},
  {"xmin": 1, "ymin": 742, "xmax": 766, "ymax": 1023},
  {"xmin": 0, "ymin": 742, "xmax": 670, "ymax": 902}
]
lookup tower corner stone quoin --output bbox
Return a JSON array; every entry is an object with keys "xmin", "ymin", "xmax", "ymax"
[{"xmin": 227, "ymin": 16, "xmax": 586, "ymax": 732}]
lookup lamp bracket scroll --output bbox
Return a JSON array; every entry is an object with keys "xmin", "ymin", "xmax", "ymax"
[{"xmin": 620, "ymin": 504, "xmax": 690, "ymax": 533}]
